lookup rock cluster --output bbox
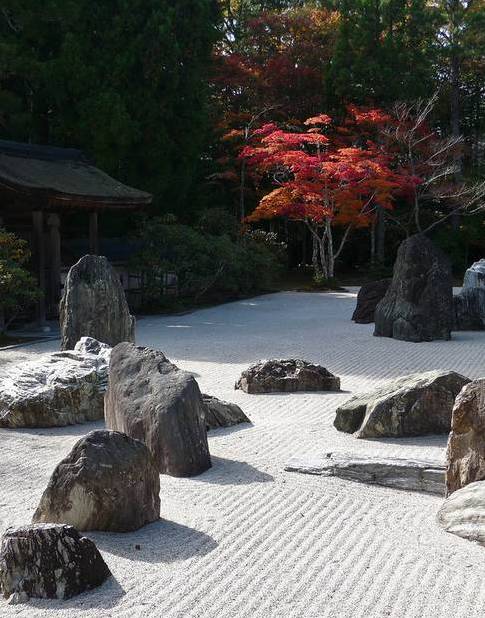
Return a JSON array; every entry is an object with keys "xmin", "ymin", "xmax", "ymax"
[
  {"xmin": 334, "ymin": 370, "xmax": 470, "ymax": 438},
  {"xmin": 0, "ymin": 338, "xmax": 110, "ymax": 428},
  {"xmin": 33, "ymin": 430, "xmax": 160, "ymax": 532},
  {"xmin": 453, "ymin": 259, "xmax": 485, "ymax": 331},
  {"xmin": 0, "ymin": 524, "xmax": 110, "ymax": 602},
  {"xmin": 374, "ymin": 235, "xmax": 453, "ymax": 342},
  {"xmin": 60, "ymin": 254, "xmax": 135, "ymax": 350},
  {"xmin": 352, "ymin": 279, "xmax": 391, "ymax": 324},
  {"xmin": 235, "ymin": 359, "xmax": 341, "ymax": 394},
  {"xmin": 202, "ymin": 394, "xmax": 250, "ymax": 430},
  {"xmin": 105, "ymin": 343, "xmax": 211, "ymax": 477}
]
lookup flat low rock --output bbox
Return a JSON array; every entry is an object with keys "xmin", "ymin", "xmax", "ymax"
[
  {"xmin": 202, "ymin": 394, "xmax": 250, "ymax": 430},
  {"xmin": 105, "ymin": 343, "xmax": 211, "ymax": 477},
  {"xmin": 446, "ymin": 378, "xmax": 485, "ymax": 495},
  {"xmin": 334, "ymin": 370, "xmax": 470, "ymax": 439},
  {"xmin": 33, "ymin": 430, "xmax": 160, "ymax": 532},
  {"xmin": 438, "ymin": 480, "xmax": 485, "ymax": 545},
  {"xmin": 0, "ymin": 338, "xmax": 110, "ymax": 428},
  {"xmin": 235, "ymin": 359, "xmax": 341, "ymax": 394},
  {"xmin": 0, "ymin": 524, "xmax": 110, "ymax": 602},
  {"xmin": 285, "ymin": 452, "xmax": 445, "ymax": 495},
  {"xmin": 352, "ymin": 279, "xmax": 391, "ymax": 324}
]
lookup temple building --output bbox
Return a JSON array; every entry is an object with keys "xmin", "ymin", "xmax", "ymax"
[{"xmin": 0, "ymin": 139, "xmax": 151, "ymax": 323}]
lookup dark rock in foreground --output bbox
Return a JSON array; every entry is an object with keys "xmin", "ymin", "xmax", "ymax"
[
  {"xmin": 202, "ymin": 394, "xmax": 251, "ymax": 430},
  {"xmin": 105, "ymin": 343, "xmax": 211, "ymax": 477},
  {"xmin": 286, "ymin": 452, "xmax": 445, "ymax": 495},
  {"xmin": 0, "ymin": 524, "xmax": 110, "ymax": 602},
  {"xmin": 438, "ymin": 481, "xmax": 485, "ymax": 545},
  {"xmin": 235, "ymin": 359, "xmax": 341, "ymax": 394},
  {"xmin": 374, "ymin": 235, "xmax": 453, "ymax": 342},
  {"xmin": 60, "ymin": 254, "xmax": 135, "ymax": 350},
  {"xmin": 352, "ymin": 279, "xmax": 391, "ymax": 324},
  {"xmin": 334, "ymin": 371, "xmax": 470, "ymax": 438},
  {"xmin": 0, "ymin": 338, "xmax": 110, "ymax": 428},
  {"xmin": 446, "ymin": 378, "xmax": 485, "ymax": 495},
  {"xmin": 33, "ymin": 430, "xmax": 160, "ymax": 532}
]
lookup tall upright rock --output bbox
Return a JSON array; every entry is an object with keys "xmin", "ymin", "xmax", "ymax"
[
  {"xmin": 60, "ymin": 255, "xmax": 135, "ymax": 350},
  {"xmin": 105, "ymin": 343, "xmax": 211, "ymax": 477},
  {"xmin": 374, "ymin": 235, "xmax": 453, "ymax": 342}
]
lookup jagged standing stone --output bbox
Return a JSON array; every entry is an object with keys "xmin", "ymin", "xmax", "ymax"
[
  {"xmin": 105, "ymin": 343, "xmax": 211, "ymax": 477},
  {"xmin": 446, "ymin": 378, "xmax": 485, "ymax": 495},
  {"xmin": 33, "ymin": 430, "xmax": 160, "ymax": 532},
  {"xmin": 374, "ymin": 235, "xmax": 453, "ymax": 342},
  {"xmin": 0, "ymin": 338, "xmax": 110, "ymax": 428},
  {"xmin": 60, "ymin": 254, "xmax": 135, "ymax": 350},
  {"xmin": 235, "ymin": 359, "xmax": 341, "ymax": 394},
  {"xmin": 334, "ymin": 370, "xmax": 470, "ymax": 438},
  {"xmin": 202, "ymin": 394, "xmax": 250, "ymax": 430},
  {"xmin": 0, "ymin": 524, "xmax": 110, "ymax": 602}
]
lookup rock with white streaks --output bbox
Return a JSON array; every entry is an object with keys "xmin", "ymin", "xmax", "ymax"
[
  {"xmin": 0, "ymin": 524, "xmax": 110, "ymax": 601},
  {"xmin": 438, "ymin": 480, "xmax": 485, "ymax": 545},
  {"xmin": 0, "ymin": 338, "xmax": 110, "ymax": 428}
]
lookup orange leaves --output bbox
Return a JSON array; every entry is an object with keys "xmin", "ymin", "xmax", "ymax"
[{"xmin": 241, "ymin": 107, "xmax": 408, "ymax": 229}]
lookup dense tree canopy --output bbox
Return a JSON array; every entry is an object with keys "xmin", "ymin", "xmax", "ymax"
[{"xmin": 0, "ymin": 0, "xmax": 220, "ymax": 213}]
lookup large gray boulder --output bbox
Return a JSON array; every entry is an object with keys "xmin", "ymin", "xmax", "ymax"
[
  {"xmin": 0, "ymin": 338, "xmax": 110, "ymax": 428},
  {"xmin": 374, "ymin": 235, "xmax": 453, "ymax": 342},
  {"xmin": 0, "ymin": 524, "xmax": 110, "ymax": 602},
  {"xmin": 438, "ymin": 481, "xmax": 485, "ymax": 545},
  {"xmin": 453, "ymin": 259, "xmax": 485, "ymax": 330},
  {"xmin": 202, "ymin": 394, "xmax": 250, "ymax": 430},
  {"xmin": 33, "ymin": 430, "xmax": 160, "ymax": 532},
  {"xmin": 60, "ymin": 255, "xmax": 135, "ymax": 350},
  {"xmin": 235, "ymin": 359, "xmax": 341, "ymax": 394},
  {"xmin": 105, "ymin": 343, "xmax": 211, "ymax": 477},
  {"xmin": 334, "ymin": 370, "xmax": 470, "ymax": 439},
  {"xmin": 352, "ymin": 279, "xmax": 391, "ymax": 324},
  {"xmin": 446, "ymin": 378, "xmax": 485, "ymax": 495}
]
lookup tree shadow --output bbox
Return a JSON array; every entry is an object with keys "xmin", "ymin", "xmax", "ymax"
[
  {"xmin": 196, "ymin": 456, "xmax": 274, "ymax": 485},
  {"xmin": 19, "ymin": 575, "xmax": 125, "ymax": 611},
  {"xmin": 89, "ymin": 519, "xmax": 217, "ymax": 564}
]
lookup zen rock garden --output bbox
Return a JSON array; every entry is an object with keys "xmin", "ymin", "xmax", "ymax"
[{"xmin": 1, "ymin": 238, "xmax": 485, "ymax": 608}]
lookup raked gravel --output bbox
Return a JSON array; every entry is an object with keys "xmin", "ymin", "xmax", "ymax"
[{"xmin": 1, "ymin": 290, "xmax": 485, "ymax": 618}]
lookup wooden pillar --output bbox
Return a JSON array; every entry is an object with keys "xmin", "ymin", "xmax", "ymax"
[
  {"xmin": 47, "ymin": 213, "xmax": 61, "ymax": 312},
  {"xmin": 32, "ymin": 210, "xmax": 47, "ymax": 325},
  {"xmin": 89, "ymin": 211, "xmax": 99, "ymax": 255}
]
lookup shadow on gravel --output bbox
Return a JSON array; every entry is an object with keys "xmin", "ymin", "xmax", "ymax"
[
  {"xmin": 90, "ymin": 519, "xmax": 217, "ymax": 564},
  {"xmin": 24, "ymin": 575, "xmax": 125, "ymax": 611},
  {"xmin": 196, "ymin": 456, "xmax": 274, "ymax": 485}
]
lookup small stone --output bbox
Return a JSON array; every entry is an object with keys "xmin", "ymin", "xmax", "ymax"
[
  {"xmin": 202, "ymin": 394, "xmax": 250, "ymax": 429},
  {"xmin": 235, "ymin": 359, "xmax": 341, "ymax": 394},
  {"xmin": 352, "ymin": 279, "xmax": 391, "ymax": 324},
  {"xmin": 0, "ymin": 524, "xmax": 110, "ymax": 601},
  {"xmin": 334, "ymin": 370, "xmax": 470, "ymax": 438},
  {"xmin": 438, "ymin": 480, "xmax": 485, "ymax": 545},
  {"xmin": 33, "ymin": 430, "xmax": 160, "ymax": 532},
  {"xmin": 60, "ymin": 254, "xmax": 135, "ymax": 350}
]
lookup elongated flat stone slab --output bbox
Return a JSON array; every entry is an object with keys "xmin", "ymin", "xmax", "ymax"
[{"xmin": 285, "ymin": 452, "xmax": 445, "ymax": 495}]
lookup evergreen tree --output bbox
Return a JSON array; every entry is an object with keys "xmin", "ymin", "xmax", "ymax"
[{"xmin": 0, "ymin": 1, "xmax": 220, "ymax": 215}]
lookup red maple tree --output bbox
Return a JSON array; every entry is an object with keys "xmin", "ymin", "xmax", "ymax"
[{"xmin": 241, "ymin": 107, "xmax": 406, "ymax": 279}]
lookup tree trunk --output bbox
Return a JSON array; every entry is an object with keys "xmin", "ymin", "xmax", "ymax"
[
  {"xmin": 376, "ymin": 205, "xmax": 386, "ymax": 263},
  {"xmin": 326, "ymin": 219, "xmax": 335, "ymax": 279}
]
